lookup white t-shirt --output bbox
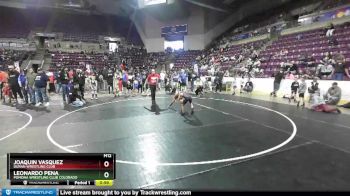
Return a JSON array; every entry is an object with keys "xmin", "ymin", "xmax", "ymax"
[
  {"xmin": 232, "ymin": 80, "xmax": 237, "ymax": 87},
  {"xmin": 160, "ymin": 72, "xmax": 165, "ymax": 80}
]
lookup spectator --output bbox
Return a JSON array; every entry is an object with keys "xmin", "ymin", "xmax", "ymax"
[
  {"xmin": 7, "ymin": 65, "xmax": 24, "ymax": 104},
  {"xmin": 113, "ymin": 72, "xmax": 121, "ymax": 97},
  {"xmin": 18, "ymin": 69, "xmax": 28, "ymax": 104},
  {"xmin": 48, "ymin": 73, "xmax": 55, "ymax": 94},
  {"xmin": 160, "ymin": 71, "xmax": 166, "ymax": 88},
  {"xmin": 34, "ymin": 68, "xmax": 49, "ymax": 107},
  {"xmin": 179, "ymin": 69, "xmax": 188, "ymax": 91},
  {"xmin": 326, "ymin": 23, "xmax": 335, "ymax": 37},
  {"xmin": 75, "ymin": 69, "xmax": 86, "ymax": 100},
  {"xmin": 243, "ymin": 78, "xmax": 254, "ymax": 93},
  {"xmin": 2, "ymin": 82, "xmax": 11, "ymax": 104},
  {"xmin": 270, "ymin": 69, "xmax": 284, "ymax": 97},
  {"xmin": 122, "ymin": 70, "xmax": 129, "ymax": 95},
  {"xmin": 297, "ymin": 76, "xmax": 307, "ymax": 108},
  {"xmin": 0, "ymin": 69, "xmax": 8, "ymax": 100},
  {"xmin": 106, "ymin": 68, "xmax": 114, "ymax": 94},
  {"xmin": 324, "ymin": 82, "xmax": 341, "ymax": 105},
  {"xmin": 55, "ymin": 70, "xmax": 62, "ymax": 94},
  {"xmin": 308, "ymin": 77, "xmax": 320, "ymax": 103},
  {"xmin": 97, "ymin": 72, "xmax": 104, "ymax": 92},
  {"xmin": 332, "ymin": 57, "xmax": 346, "ymax": 80},
  {"xmin": 347, "ymin": 62, "xmax": 350, "ymax": 79},
  {"xmin": 317, "ymin": 52, "xmax": 335, "ymax": 79},
  {"xmin": 289, "ymin": 78, "xmax": 299, "ymax": 103},
  {"xmin": 194, "ymin": 77, "xmax": 204, "ymax": 96},
  {"xmin": 26, "ymin": 68, "xmax": 36, "ymax": 105},
  {"xmin": 60, "ymin": 67, "xmax": 70, "ymax": 104},
  {"xmin": 231, "ymin": 77, "xmax": 237, "ymax": 95},
  {"xmin": 89, "ymin": 72, "xmax": 98, "ymax": 100}
]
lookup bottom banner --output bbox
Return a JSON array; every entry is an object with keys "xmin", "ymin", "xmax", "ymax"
[{"xmin": 59, "ymin": 189, "xmax": 192, "ymax": 196}]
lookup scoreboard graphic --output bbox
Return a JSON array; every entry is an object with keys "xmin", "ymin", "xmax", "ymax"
[{"xmin": 7, "ymin": 153, "xmax": 116, "ymax": 186}]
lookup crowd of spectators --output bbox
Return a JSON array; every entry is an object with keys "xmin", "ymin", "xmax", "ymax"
[{"xmin": 0, "ymin": 49, "xmax": 33, "ymax": 69}]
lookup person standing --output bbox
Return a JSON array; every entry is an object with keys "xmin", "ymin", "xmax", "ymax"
[
  {"xmin": 26, "ymin": 68, "xmax": 36, "ymax": 105},
  {"xmin": 7, "ymin": 65, "xmax": 24, "ymax": 104},
  {"xmin": 144, "ymin": 69, "xmax": 160, "ymax": 104},
  {"xmin": 107, "ymin": 68, "xmax": 114, "ymax": 94},
  {"xmin": 0, "ymin": 69, "xmax": 8, "ymax": 100},
  {"xmin": 113, "ymin": 71, "xmax": 120, "ymax": 97},
  {"xmin": 136, "ymin": 73, "xmax": 142, "ymax": 94},
  {"xmin": 179, "ymin": 69, "xmax": 187, "ymax": 92},
  {"xmin": 75, "ymin": 69, "xmax": 86, "ymax": 100},
  {"xmin": 297, "ymin": 77, "xmax": 307, "ymax": 108},
  {"xmin": 60, "ymin": 67, "xmax": 70, "ymax": 104},
  {"xmin": 34, "ymin": 68, "xmax": 49, "ymax": 107},
  {"xmin": 89, "ymin": 72, "xmax": 98, "ymax": 100},
  {"xmin": 48, "ymin": 73, "xmax": 55, "ymax": 94},
  {"xmin": 289, "ymin": 78, "xmax": 299, "ymax": 103},
  {"xmin": 18, "ymin": 69, "xmax": 29, "ymax": 104},
  {"xmin": 271, "ymin": 69, "xmax": 284, "ymax": 97},
  {"xmin": 160, "ymin": 70, "xmax": 166, "ymax": 88},
  {"xmin": 122, "ymin": 70, "xmax": 129, "ymax": 96},
  {"xmin": 308, "ymin": 77, "xmax": 320, "ymax": 103},
  {"xmin": 239, "ymin": 77, "xmax": 245, "ymax": 94},
  {"xmin": 55, "ymin": 70, "xmax": 62, "ymax": 94},
  {"xmin": 332, "ymin": 60, "xmax": 346, "ymax": 81},
  {"xmin": 232, "ymin": 77, "xmax": 237, "ymax": 95},
  {"xmin": 141, "ymin": 71, "xmax": 147, "ymax": 93}
]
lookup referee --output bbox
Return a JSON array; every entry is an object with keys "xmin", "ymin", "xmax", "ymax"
[{"xmin": 144, "ymin": 69, "xmax": 160, "ymax": 104}]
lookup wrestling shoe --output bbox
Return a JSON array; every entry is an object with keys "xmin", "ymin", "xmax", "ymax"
[{"xmin": 337, "ymin": 108, "xmax": 342, "ymax": 114}]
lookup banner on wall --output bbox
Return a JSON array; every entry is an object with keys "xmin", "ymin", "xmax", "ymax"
[{"xmin": 298, "ymin": 6, "xmax": 350, "ymax": 25}]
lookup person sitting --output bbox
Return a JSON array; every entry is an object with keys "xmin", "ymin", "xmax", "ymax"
[
  {"xmin": 324, "ymin": 82, "xmax": 341, "ymax": 105},
  {"xmin": 69, "ymin": 83, "xmax": 86, "ymax": 108},
  {"xmin": 165, "ymin": 80, "xmax": 173, "ymax": 94},
  {"xmin": 242, "ymin": 78, "xmax": 253, "ymax": 93},
  {"xmin": 310, "ymin": 93, "xmax": 341, "ymax": 114},
  {"xmin": 317, "ymin": 52, "xmax": 335, "ymax": 79}
]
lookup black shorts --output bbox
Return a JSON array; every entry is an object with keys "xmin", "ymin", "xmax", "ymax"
[
  {"xmin": 122, "ymin": 81, "xmax": 127, "ymax": 87},
  {"xmin": 320, "ymin": 72, "xmax": 332, "ymax": 76},
  {"xmin": 180, "ymin": 82, "xmax": 186, "ymax": 87},
  {"xmin": 183, "ymin": 96, "xmax": 192, "ymax": 105},
  {"xmin": 291, "ymin": 90, "xmax": 297, "ymax": 94},
  {"xmin": 299, "ymin": 93, "xmax": 305, "ymax": 98}
]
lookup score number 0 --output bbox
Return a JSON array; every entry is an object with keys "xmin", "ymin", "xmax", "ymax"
[{"xmin": 104, "ymin": 161, "xmax": 109, "ymax": 178}]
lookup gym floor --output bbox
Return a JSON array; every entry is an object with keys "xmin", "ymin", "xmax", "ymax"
[{"xmin": 1, "ymin": 92, "xmax": 350, "ymax": 191}]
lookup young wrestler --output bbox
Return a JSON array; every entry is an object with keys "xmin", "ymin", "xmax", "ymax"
[
  {"xmin": 168, "ymin": 91, "xmax": 194, "ymax": 115},
  {"xmin": 289, "ymin": 78, "xmax": 299, "ymax": 103}
]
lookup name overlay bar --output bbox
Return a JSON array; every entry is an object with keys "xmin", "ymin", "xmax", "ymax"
[{"xmin": 7, "ymin": 153, "xmax": 116, "ymax": 185}]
